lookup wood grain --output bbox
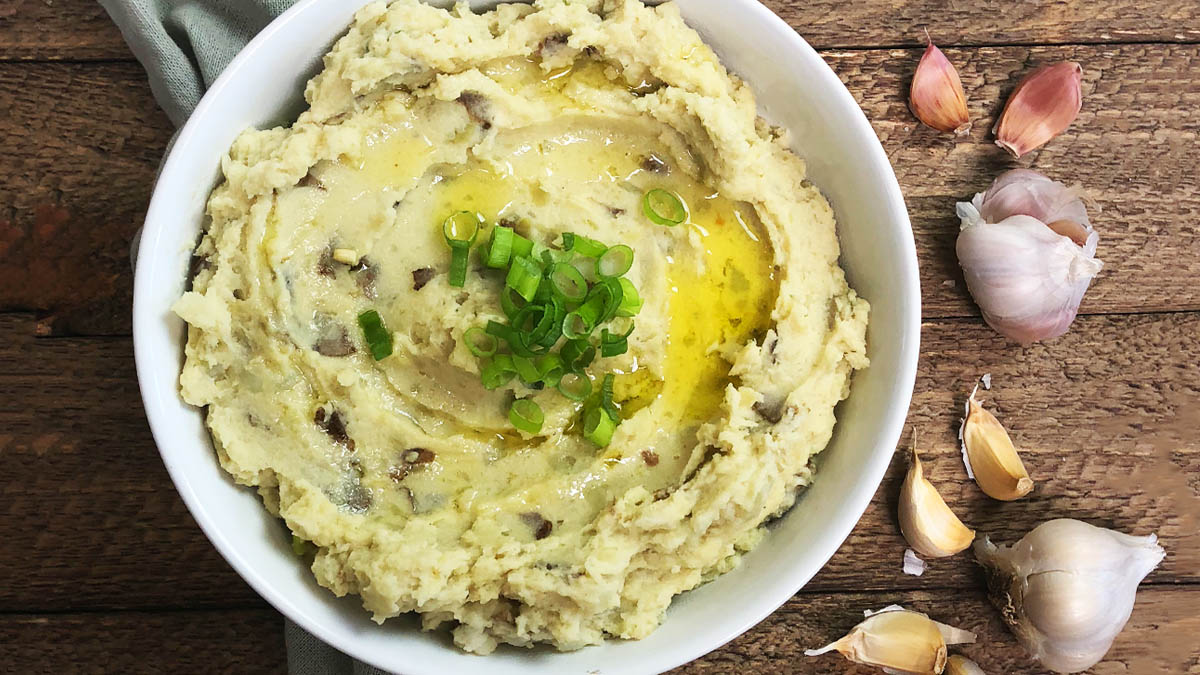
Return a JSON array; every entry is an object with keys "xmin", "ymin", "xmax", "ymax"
[
  {"xmin": 0, "ymin": 609, "xmax": 286, "ymax": 674},
  {"xmin": 2, "ymin": 310, "xmax": 1194, "ymax": 612},
  {"xmin": 2, "ymin": 587, "xmax": 1194, "ymax": 674},
  {"xmin": 3, "ymin": 0, "xmax": 1200, "ymax": 61},
  {"xmin": 3, "ymin": 44, "xmax": 1199, "ymax": 335}
]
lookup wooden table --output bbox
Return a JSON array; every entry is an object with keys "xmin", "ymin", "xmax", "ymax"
[{"xmin": 2, "ymin": 1, "xmax": 1197, "ymax": 672}]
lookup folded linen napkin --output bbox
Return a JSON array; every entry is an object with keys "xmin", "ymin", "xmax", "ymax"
[{"xmin": 99, "ymin": 1, "xmax": 390, "ymax": 672}]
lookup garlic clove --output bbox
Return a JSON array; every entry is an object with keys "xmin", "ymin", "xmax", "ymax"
[
  {"xmin": 945, "ymin": 654, "xmax": 987, "ymax": 675},
  {"xmin": 910, "ymin": 37, "xmax": 972, "ymax": 135},
  {"xmin": 899, "ymin": 444, "xmax": 976, "ymax": 557},
  {"xmin": 993, "ymin": 62, "xmax": 1083, "ymax": 157},
  {"xmin": 975, "ymin": 519, "xmax": 1165, "ymax": 673},
  {"xmin": 960, "ymin": 387, "xmax": 1033, "ymax": 501},
  {"xmin": 805, "ymin": 607, "xmax": 959, "ymax": 674},
  {"xmin": 955, "ymin": 212, "xmax": 1102, "ymax": 344}
]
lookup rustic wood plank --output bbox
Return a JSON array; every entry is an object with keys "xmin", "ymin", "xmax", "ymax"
[
  {"xmin": 3, "ymin": 0, "xmax": 1199, "ymax": 61},
  {"xmin": 1, "ymin": 587, "xmax": 1194, "ymax": 674},
  {"xmin": 677, "ymin": 586, "xmax": 1200, "ymax": 674},
  {"xmin": 3, "ymin": 44, "xmax": 1199, "ymax": 335},
  {"xmin": 0, "ymin": 609, "xmax": 286, "ymax": 674},
  {"xmin": 1, "ymin": 309, "xmax": 1195, "ymax": 612},
  {"xmin": 827, "ymin": 42, "xmax": 1200, "ymax": 319},
  {"xmin": 0, "ymin": 62, "xmax": 172, "ymax": 336}
]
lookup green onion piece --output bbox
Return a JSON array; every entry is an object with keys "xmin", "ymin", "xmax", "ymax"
[
  {"xmin": 506, "ymin": 256, "xmax": 542, "ymax": 302},
  {"xmin": 486, "ymin": 320, "xmax": 533, "ymax": 357},
  {"xmin": 536, "ymin": 353, "xmax": 564, "ymax": 388},
  {"xmin": 599, "ymin": 373, "xmax": 618, "ymax": 418},
  {"xmin": 511, "ymin": 233, "xmax": 534, "ymax": 259},
  {"xmin": 291, "ymin": 535, "xmax": 316, "ymax": 557},
  {"xmin": 463, "ymin": 326, "xmax": 497, "ymax": 357},
  {"xmin": 562, "ymin": 310, "xmax": 595, "ymax": 340},
  {"xmin": 616, "ymin": 278, "xmax": 644, "ymax": 317},
  {"xmin": 485, "ymin": 226, "xmax": 514, "ymax": 268},
  {"xmin": 443, "ymin": 210, "xmax": 481, "ymax": 248},
  {"xmin": 583, "ymin": 406, "xmax": 616, "ymax": 446},
  {"xmin": 643, "ymin": 189, "xmax": 687, "ymax": 226},
  {"xmin": 481, "ymin": 354, "xmax": 516, "ymax": 390},
  {"xmin": 558, "ymin": 338, "xmax": 593, "ymax": 371},
  {"xmin": 556, "ymin": 371, "xmax": 592, "ymax": 401},
  {"xmin": 600, "ymin": 327, "xmax": 630, "ymax": 357},
  {"xmin": 526, "ymin": 306, "xmax": 558, "ymax": 346},
  {"xmin": 549, "ymin": 262, "xmax": 588, "ymax": 302},
  {"xmin": 562, "ymin": 232, "xmax": 607, "ymax": 258},
  {"xmin": 533, "ymin": 297, "xmax": 565, "ymax": 348},
  {"xmin": 509, "ymin": 399, "xmax": 544, "ymax": 434},
  {"xmin": 448, "ymin": 247, "xmax": 470, "ymax": 287},
  {"xmin": 357, "ymin": 310, "xmax": 393, "ymax": 360},
  {"xmin": 588, "ymin": 278, "xmax": 624, "ymax": 324},
  {"xmin": 596, "ymin": 244, "xmax": 634, "ymax": 278},
  {"xmin": 512, "ymin": 355, "xmax": 542, "ymax": 384},
  {"xmin": 500, "ymin": 286, "xmax": 526, "ymax": 319}
]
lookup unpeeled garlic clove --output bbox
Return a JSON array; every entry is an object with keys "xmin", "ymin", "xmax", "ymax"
[
  {"xmin": 945, "ymin": 654, "xmax": 987, "ymax": 675},
  {"xmin": 960, "ymin": 387, "xmax": 1033, "ymax": 501},
  {"xmin": 899, "ymin": 444, "xmax": 976, "ymax": 557},
  {"xmin": 910, "ymin": 37, "xmax": 972, "ymax": 135},
  {"xmin": 955, "ymin": 169, "xmax": 1102, "ymax": 344},
  {"xmin": 993, "ymin": 62, "xmax": 1083, "ymax": 157},
  {"xmin": 805, "ymin": 606, "xmax": 976, "ymax": 674},
  {"xmin": 975, "ymin": 519, "xmax": 1165, "ymax": 673}
]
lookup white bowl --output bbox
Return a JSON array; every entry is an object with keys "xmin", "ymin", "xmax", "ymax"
[{"xmin": 133, "ymin": 1, "xmax": 919, "ymax": 672}]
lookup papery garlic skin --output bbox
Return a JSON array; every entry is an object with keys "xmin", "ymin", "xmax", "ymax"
[
  {"xmin": 910, "ymin": 39, "xmax": 972, "ymax": 135},
  {"xmin": 993, "ymin": 62, "xmax": 1083, "ymax": 157},
  {"xmin": 974, "ymin": 519, "xmax": 1165, "ymax": 674},
  {"xmin": 956, "ymin": 170, "xmax": 1102, "ymax": 344}
]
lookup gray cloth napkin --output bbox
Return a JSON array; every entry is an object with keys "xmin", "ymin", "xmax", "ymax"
[{"xmin": 99, "ymin": 1, "xmax": 390, "ymax": 672}]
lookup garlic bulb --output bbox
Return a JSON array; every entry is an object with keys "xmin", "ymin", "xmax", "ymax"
[
  {"xmin": 974, "ymin": 519, "xmax": 1165, "ymax": 673},
  {"xmin": 805, "ymin": 605, "xmax": 976, "ymax": 674},
  {"xmin": 956, "ymin": 169, "xmax": 1102, "ymax": 344}
]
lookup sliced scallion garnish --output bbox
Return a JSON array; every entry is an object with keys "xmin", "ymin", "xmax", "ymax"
[
  {"xmin": 481, "ymin": 354, "xmax": 516, "ymax": 390},
  {"xmin": 549, "ymin": 262, "xmax": 588, "ymax": 302},
  {"xmin": 556, "ymin": 371, "xmax": 592, "ymax": 401},
  {"xmin": 505, "ymin": 255, "xmax": 542, "ymax": 302},
  {"xmin": 485, "ymin": 226, "xmax": 514, "ymax": 268},
  {"xmin": 464, "ymin": 326, "xmax": 497, "ymax": 357},
  {"xmin": 596, "ymin": 244, "xmax": 634, "ymax": 278},
  {"xmin": 357, "ymin": 310, "xmax": 393, "ymax": 361},
  {"xmin": 599, "ymin": 373, "xmax": 618, "ymax": 419},
  {"xmin": 512, "ymin": 355, "xmax": 542, "ymax": 384},
  {"xmin": 509, "ymin": 398, "xmax": 544, "ymax": 434},
  {"xmin": 583, "ymin": 405, "xmax": 616, "ymax": 446},
  {"xmin": 562, "ymin": 232, "xmax": 607, "ymax": 258},
  {"xmin": 616, "ymin": 277, "xmax": 643, "ymax": 317},
  {"xmin": 444, "ymin": 211, "xmax": 481, "ymax": 287},
  {"xmin": 643, "ymin": 188, "xmax": 686, "ymax": 226},
  {"xmin": 511, "ymin": 232, "xmax": 534, "ymax": 259}
]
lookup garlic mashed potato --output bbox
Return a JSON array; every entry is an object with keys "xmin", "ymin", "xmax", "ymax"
[{"xmin": 174, "ymin": 0, "xmax": 869, "ymax": 654}]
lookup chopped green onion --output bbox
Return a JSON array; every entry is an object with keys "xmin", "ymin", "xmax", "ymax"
[
  {"xmin": 559, "ymin": 338, "xmax": 595, "ymax": 371},
  {"xmin": 586, "ymin": 278, "xmax": 624, "ymax": 324},
  {"xmin": 556, "ymin": 371, "xmax": 591, "ymax": 401},
  {"xmin": 448, "ymin": 247, "xmax": 470, "ymax": 287},
  {"xmin": 481, "ymin": 354, "xmax": 516, "ymax": 390},
  {"xmin": 291, "ymin": 535, "xmax": 316, "ymax": 557},
  {"xmin": 509, "ymin": 399, "xmax": 544, "ymax": 434},
  {"xmin": 600, "ymin": 326, "xmax": 631, "ymax": 357},
  {"xmin": 463, "ymin": 326, "xmax": 497, "ymax": 357},
  {"xmin": 506, "ymin": 256, "xmax": 542, "ymax": 302},
  {"xmin": 583, "ymin": 405, "xmax": 616, "ymax": 446},
  {"xmin": 599, "ymin": 373, "xmax": 618, "ymax": 419},
  {"xmin": 511, "ymin": 232, "xmax": 534, "ymax": 259},
  {"xmin": 485, "ymin": 226, "xmax": 514, "ymax": 268},
  {"xmin": 512, "ymin": 355, "xmax": 542, "ymax": 384},
  {"xmin": 500, "ymin": 286, "xmax": 526, "ymax": 320},
  {"xmin": 616, "ymin": 277, "xmax": 643, "ymax": 317},
  {"xmin": 562, "ymin": 232, "xmax": 607, "ymax": 258},
  {"xmin": 443, "ymin": 210, "xmax": 481, "ymax": 248},
  {"xmin": 596, "ymin": 244, "xmax": 634, "ymax": 278},
  {"xmin": 357, "ymin": 310, "xmax": 393, "ymax": 360},
  {"xmin": 643, "ymin": 188, "xmax": 686, "ymax": 226},
  {"xmin": 549, "ymin": 262, "xmax": 588, "ymax": 302},
  {"xmin": 536, "ymin": 353, "xmax": 564, "ymax": 387},
  {"xmin": 486, "ymin": 320, "xmax": 533, "ymax": 357}
]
